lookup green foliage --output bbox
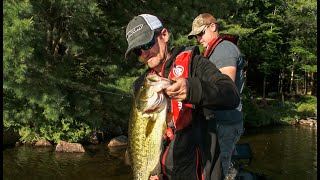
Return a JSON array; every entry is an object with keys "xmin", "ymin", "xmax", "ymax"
[
  {"xmin": 3, "ymin": 0, "xmax": 34, "ymax": 84},
  {"xmin": 294, "ymin": 95, "xmax": 317, "ymax": 117},
  {"xmin": 3, "ymin": 0, "xmax": 317, "ymax": 143},
  {"xmin": 242, "ymin": 93, "xmax": 316, "ymax": 127},
  {"xmin": 19, "ymin": 126, "xmax": 41, "ymax": 143},
  {"xmin": 172, "ymin": 34, "xmax": 197, "ymax": 48},
  {"xmin": 296, "ymin": 104, "xmax": 317, "ymax": 117},
  {"xmin": 3, "ymin": 0, "xmax": 131, "ymax": 143}
]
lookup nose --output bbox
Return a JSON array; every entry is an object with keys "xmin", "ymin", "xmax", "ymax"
[
  {"xmin": 141, "ymin": 48, "xmax": 148, "ymax": 54},
  {"xmin": 196, "ymin": 35, "xmax": 202, "ymax": 43},
  {"xmin": 140, "ymin": 49, "xmax": 148, "ymax": 57},
  {"xmin": 138, "ymin": 49, "xmax": 149, "ymax": 62}
]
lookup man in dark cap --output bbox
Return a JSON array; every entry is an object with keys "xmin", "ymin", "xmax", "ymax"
[{"xmin": 125, "ymin": 14, "xmax": 240, "ymax": 180}]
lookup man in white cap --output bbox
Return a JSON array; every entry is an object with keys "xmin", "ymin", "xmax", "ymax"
[
  {"xmin": 188, "ymin": 13, "xmax": 246, "ymax": 180},
  {"xmin": 125, "ymin": 14, "xmax": 240, "ymax": 180}
]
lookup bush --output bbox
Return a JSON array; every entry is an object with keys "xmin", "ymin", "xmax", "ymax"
[
  {"xmin": 296, "ymin": 103, "xmax": 317, "ymax": 117},
  {"xmin": 242, "ymin": 92, "xmax": 316, "ymax": 127}
]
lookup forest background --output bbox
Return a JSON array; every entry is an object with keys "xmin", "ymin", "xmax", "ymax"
[{"xmin": 3, "ymin": 0, "xmax": 317, "ymax": 143}]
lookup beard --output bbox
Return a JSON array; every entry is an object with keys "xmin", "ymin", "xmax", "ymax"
[{"xmin": 147, "ymin": 51, "xmax": 166, "ymax": 69}]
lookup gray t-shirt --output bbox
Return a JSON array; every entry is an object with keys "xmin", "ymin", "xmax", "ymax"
[{"xmin": 209, "ymin": 40, "xmax": 245, "ymax": 125}]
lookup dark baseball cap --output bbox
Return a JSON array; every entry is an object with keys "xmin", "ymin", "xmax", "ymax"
[{"xmin": 125, "ymin": 14, "xmax": 163, "ymax": 58}]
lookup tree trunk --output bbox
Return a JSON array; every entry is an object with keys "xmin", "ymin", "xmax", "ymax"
[
  {"xmin": 289, "ymin": 57, "xmax": 295, "ymax": 93},
  {"xmin": 307, "ymin": 71, "xmax": 311, "ymax": 95},
  {"xmin": 304, "ymin": 69, "xmax": 307, "ymax": 95},
  {"xmin": 263, "ymin": 75, "xmax": 266, "ymax": 99},
  {"xmin": 279, "ymin": 70, "xmax": 284, "ymax": 105},
  {"xmin": 311, "ymin": 72, "xmax": 317, "ymax": 96},
  {"xmin": 278, "ymin": 72, "xmax": 281, "ymax": 94},
  {"xmin": 296, "ymin": 78, "xmax": 299, "ymax": 94}
]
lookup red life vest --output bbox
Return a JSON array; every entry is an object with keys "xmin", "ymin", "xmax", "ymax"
[
  {"xmin": 204, "ymin": 34, "xmax": 239, "ymax": 58},
  {"xmin": 167, "ymin": 50, "xmax": 195, "ymax": 131},
  {"xmin": 149, "ymin": 47, "xmax": 197, "ymax": 132},
  {"xmin": 159, "ymin": 47, "xmax": 204, "ymax": 180}
]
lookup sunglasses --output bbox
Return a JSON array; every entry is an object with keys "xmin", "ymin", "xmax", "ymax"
[
  {"xmin": 133, "ymin": 36, "xmax": 156, "ymax": 56},
  {"xmin": 196, "ymin": 26, "xmax": 209, "ymax": 37}
]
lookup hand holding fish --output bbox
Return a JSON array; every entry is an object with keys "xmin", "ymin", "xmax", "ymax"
[
  {"xmin": 165, "ymin": 77, "xmax": 187, "ymax": 102},
  {"xmin": 149, "ymin": 175, "xmax": 160, "ymax": 180}
]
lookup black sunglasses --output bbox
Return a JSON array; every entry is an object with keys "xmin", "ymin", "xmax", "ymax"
[
  {"xmin": 196, "ymin": 26, "xmax": 209, "ymax": 37},
  {"xmin": 133, "ymin": 36, "xmax": 157, "ymax": 56}
]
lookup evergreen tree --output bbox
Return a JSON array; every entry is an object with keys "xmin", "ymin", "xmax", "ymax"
[{"xmin": 3, "ymin": 0, "xmax": 317, "ymax": 143}]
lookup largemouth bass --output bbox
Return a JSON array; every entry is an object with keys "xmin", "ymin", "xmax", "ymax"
[{"xmin": 128, "ymin": 74, "xmax": 172, "ymax": 180}]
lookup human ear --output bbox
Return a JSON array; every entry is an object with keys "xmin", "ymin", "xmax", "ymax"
[
  {"xmin": 161, "ymin": 28, "xmax": 170, "ymax": 42},
  {"xmin": 210, "ymin": 23, "xmax": 217, "ymax": 32}
]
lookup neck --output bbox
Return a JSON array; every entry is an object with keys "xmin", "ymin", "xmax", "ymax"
[
  {"xmin": 204, "ymin": 37, "xmax": 218, "ymax": 57},
  {"xmin": 153, "ymin": 50, "xmax": 171, "ymax": 76}
]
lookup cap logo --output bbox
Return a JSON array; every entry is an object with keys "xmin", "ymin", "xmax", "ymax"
[
  {"xmin": 173, "ymin": 65, "xmax": 184, "ymax": 77},
  {"xmin": 126, "ymin": 24, "xmax": 143, "ymax": 39}
]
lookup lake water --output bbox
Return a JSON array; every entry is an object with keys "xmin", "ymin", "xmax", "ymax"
[
  {"xmin": 238, "ymin": 125, "xmax": 317, "ymax": 180},
  {"xmin": 3, "ymin": 125, "xmax": 317, "ymax": 180}
]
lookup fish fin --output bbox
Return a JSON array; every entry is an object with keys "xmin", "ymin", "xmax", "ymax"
[
  {"xmin": 149, "ymin": 161, "xmax": 162, "ymax": 177},
  {"xmin": 124, "ymin": 149, "xmax": 131, "ymax": 166},
  {"xmin": 145, "ymin": 117, "xmax": 156, "ymax": 137}
]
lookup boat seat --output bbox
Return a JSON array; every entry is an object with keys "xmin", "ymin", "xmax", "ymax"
[{"xmin": 232, "ymin": 143, "xmax": 253, "ymax": 164}]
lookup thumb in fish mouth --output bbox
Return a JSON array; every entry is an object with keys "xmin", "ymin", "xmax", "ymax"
[
  {"xmin": 153, "ymin": 80, "xmax": 173, "ymax": 92},
  {"xmin": 149, "ymin": 175, "xmax": 160, "ymax": 180}
]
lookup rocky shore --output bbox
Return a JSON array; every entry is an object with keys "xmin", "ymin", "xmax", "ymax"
[{"xmin": 291, "ymin": 117, "xmax": 317, "ymax": 128}]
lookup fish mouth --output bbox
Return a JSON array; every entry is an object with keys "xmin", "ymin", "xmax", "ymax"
[
  {"xmin": 143, "ymin": 93, "xmax": 166, "ymax": 113},
  {"xmin": 147, "ymin": 76, "xmax": 173, "ymax": 93},
  {"xmin": 137, "ymin": 74, "xmax": 172, "ymax": 113}
]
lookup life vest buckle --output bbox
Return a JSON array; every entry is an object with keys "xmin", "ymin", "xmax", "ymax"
[{"xmin": 165, "ymin": 127, "xmax": 174, "ymax": 141}]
